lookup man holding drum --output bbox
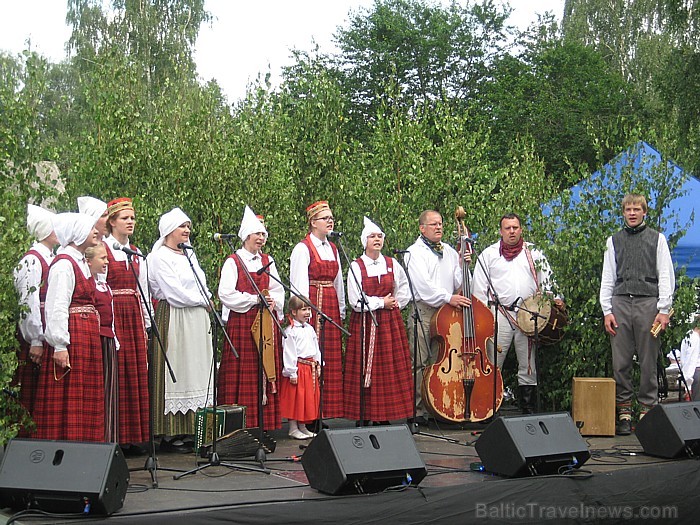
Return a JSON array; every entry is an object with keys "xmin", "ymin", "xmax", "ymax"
[
  {"xmin": 473, "ymin": 213, "xmax": 563, "ymax": 414},
  {"xmin": 600, "ymin": 194, "xmax": 674, "ymax": 436}
]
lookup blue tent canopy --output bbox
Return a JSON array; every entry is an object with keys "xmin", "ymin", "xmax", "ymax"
[{"xmin": 561, "ymin": 141, "xmax": 700, "ymax": 277}]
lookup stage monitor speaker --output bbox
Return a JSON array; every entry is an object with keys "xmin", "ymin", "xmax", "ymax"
[
  {"xmin": 475, "ymin": 412, "xmax": 590, "ymax": 477},
  {"xmin": 0, "ymin": 439, "xmax": 129, "ymax": 516},
  {"xmin": 301, "ymin": 425, "xmax": 427, "ymax": 495},
  {"xmin": 635, "ymin": 401, "xmax": 700, "ymax": 458}
]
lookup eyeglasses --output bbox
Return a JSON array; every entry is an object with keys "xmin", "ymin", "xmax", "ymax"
[
  {"xmin": 423, "ymin": 222, "xmax": 443, "ymax": 228},
  {"xmin": 314, "ymin": 216, "xmax": 335, "ymax": 223}
]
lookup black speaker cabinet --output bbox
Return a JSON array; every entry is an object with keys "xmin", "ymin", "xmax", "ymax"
[
  {"xmin": 475, "ymin": 412, "xmax": 590, "ymax": 477},
  {"xmin": 301, "ymin": 425, "xmax": 427, "ymax": 495},
  {"xmin": 0, "ymin": 439, "xmax": 129, "ymax": 516},
  {"xmin": 636, "ymin": 401, "xmax": 700, "ymax": 458}
]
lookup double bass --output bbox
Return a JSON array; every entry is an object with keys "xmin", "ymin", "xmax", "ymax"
[{"xmin": 421, "ymin": 207, "xmax": 503, "ymax": 422}]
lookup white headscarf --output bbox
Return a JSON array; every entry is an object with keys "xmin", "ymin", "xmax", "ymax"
[
  {"xmin": 238, "ymin": 205, "xmax": 267, "ymax": 242},
  {"xmin": 361, "ymin": 216, "xmax": 384, "ymax": 249},
  {"xmin": 77, "ymin": 196, "xmax": 107, "ymax": 220},
  {"xmin": 26, "ymin": 204, "xmax": 55, "ymax": 241},
  {"xmin": 152, "ymin": 207, "xmax": 191, "ymax": 252},
  {"xmin": 53, "ymin": 213, "xmax": 97, "ymax": 248}
]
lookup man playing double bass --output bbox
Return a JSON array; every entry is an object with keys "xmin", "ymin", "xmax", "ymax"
[
  {"xmin": 472, "ymin": 213, "xmax": 563, "ymax": 414},
  {"xmin": 405, "ymin": 210, "xmax": 470, "ymax": 426}
]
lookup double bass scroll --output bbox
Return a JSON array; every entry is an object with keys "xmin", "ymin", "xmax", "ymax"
[{"xmin": 420, "ymin": 207, "xmax": 504, "ymax": 423}]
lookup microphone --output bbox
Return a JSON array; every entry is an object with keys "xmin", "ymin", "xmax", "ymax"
[
  {"xmin": 213, "ymin": 233, "xmax": 237, "ymax": 241},
  {"xmin": 256, "ymin": 260, "xmax": 274, "ymax": 275},
  {"xmin": 177, "ymin": 243, "xmax": 194, "ymax": 250},
  {"xmin": 392, "ymin": 249, "xmax": 410, "ymax": 255},
  {"xmin": 112, "ymin": 242, "xmax": 144, "ymax": 258},
  {"xmin": 327, "ymin": 231, "xmax": 343, "ymax": 238}
]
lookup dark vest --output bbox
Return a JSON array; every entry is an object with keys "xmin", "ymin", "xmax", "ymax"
[{"xmin": 612, "ymin": 226, "xmax": 660, "ymax": 297}]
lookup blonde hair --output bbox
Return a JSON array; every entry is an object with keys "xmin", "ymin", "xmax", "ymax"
[
  {"xmin": 84, "ymin": 243, "xmax": 106, "ymax": 261},
  {"xmin": 621, "ymin": 193, "xmax": 648, "ymax": 213}
]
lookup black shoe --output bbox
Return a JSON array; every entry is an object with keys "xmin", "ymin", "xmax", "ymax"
[
  {"xmin": 518, "ymin": 385, "xmax": 537, "ymax": 415},
  {"xmin": 159, "ymin": 438, "xmax": 194, "ymax": 454},
  {"xmin": 616, "ymin": 419, "xmax": 632, "ymax": 436},
  {"xmin": 120, "ymin": 443, "xmax": 148, "ymax": 457},
  {"xmin": 411, "ymin": 415, "xmax": 429, "ymax": 426}
]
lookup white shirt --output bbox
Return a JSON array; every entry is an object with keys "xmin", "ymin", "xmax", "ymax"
[
  {"xmin": 104, "ymin": 235, "xmax": 152, "ymax": 329},
  {"xmin": 289, "ymin": 233, "xmax": 346, "ymax": 319},
  {"xmin": 347, "ymin": 254, "xmax": 410, "ymax": 312},
  {"xmin": 148, "ymin": 246, "xmax": 210, "ymax": 308},
  {"xmin": 599, "ymin": 231, "xmax": 675, "ymax": 315},
  {"xmin": 472, "ymin": 241, "xmax": 557, "ymax": 308},
  {"xmin": 680, "ymin": 330, "xmax": 700, "ymax": 391},
  {"xmin": 44, "ymin": 245, "xmax": 91, "ymax": 353},
  {"xmin": 282, "ymin": 320, "xmax": 321, "ymax": 379},
  {"xmin": 218, "ymin": 248, "xmax": 284, "ymax": 321},
  {"xmin": 14, "ymin": 242, "xmax": 55, "ymax": 347},
  {"xmin": 405, "ymin": 237, "xmax": 462, "ymax": 308}
]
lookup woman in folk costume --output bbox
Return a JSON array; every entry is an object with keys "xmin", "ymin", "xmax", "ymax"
[
  {"xmin": 147, "ymin": 208, "xmax": 213, "ymax": 453},
  {"xmin": 289, "ymin": 201, "xmax": 346, "ymax": 420},
  {"xmin": 85, "ymin": 243, "xmax": 120, "ymax": 442},
  {"xmin": 103, "ymin": 197, "xmax": 151, "ymax": 450},
  {"xmin": 78, "ymin": 196, "xmax": 109, "ymax": 240},
  {"xmin": 218, "ymin": 206, "xmax": 284, "ymax": 430},
  {"xmin": 33, "ymin": 212, "xmax": 105, "ymax": 441},
  {"xmin": 12, "ymin": 204, "xmax": 57, "ymax": 418},
  {"xmin": 344, "ymin": 217, "xmax": 413, "ymax": 424}
]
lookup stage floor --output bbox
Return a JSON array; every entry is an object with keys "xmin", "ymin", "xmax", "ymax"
[{"xmin": 2, "ymin": 411, "xmax": 699, "ymax": 524}]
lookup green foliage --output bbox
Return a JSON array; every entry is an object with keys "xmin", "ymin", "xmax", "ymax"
[
  {"xmin": 0, "ymin": 51, "xmax": 59, "ymax": 441},
  {"xmin": 479, "ymin": 38, "xmax": 642, "ymax": 180},
  {"xmin": 333, "ymin": 0, "xmax": 511, "ymax": 127}
]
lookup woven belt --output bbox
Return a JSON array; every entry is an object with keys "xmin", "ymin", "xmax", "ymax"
[
  {"xmin": 69, "ymin": 305, "xmax": 100, "ymax": 324},
  {"xmin": 298, "ymin": 357, "xmax": 319, "ymax": 386},
  {"xmin": 309, "ymin": 280, "xmax": 334, "ymax": 338},
  {"xmin": 112, "ymin": 288, "xmax": 138, "ymax": 296},
  {"xmin": 69, "ymin": 305, "xmax": 98, "ymax": 315}
]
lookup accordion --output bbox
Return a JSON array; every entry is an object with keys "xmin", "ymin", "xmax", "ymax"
[{"xmin": 194, "ymin": 404, "xmax": 246, "ymax": 453}]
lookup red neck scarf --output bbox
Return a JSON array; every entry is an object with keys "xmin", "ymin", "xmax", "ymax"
[{"xmin": 499, "ymin": 237, "xmax": 524, "ymax": 261}]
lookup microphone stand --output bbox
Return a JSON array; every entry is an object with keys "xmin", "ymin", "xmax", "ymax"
[
  {"xmin": 668, "ymin": 345, "xmax": 691, "ymax": 402},
  {"xmin": 174, "ymin": 247, "xmax": 266, "ymax": 480},
  {"xmin": 124, "ymin": 249, "xmax": 181, "ymax": 487},
  {"xmin": 334, "ymin": 237, "xmax": 378, "ymax": 428},
  {"xmin": 228, "ymin": 241, "xmax": 286, "ymax": 470},
  {"xmin": 265, "ymin": 269, "xmax": 349, "ymax": 432},
  {"xmin": 510, "ymin": 301, "xmax": 547, "ymax": 413},
  {"xmin": 474, "ymin": 253, "xmax": 505, "ymax": 422},
  {"xmin": 396, "ymin": 251, "xmax": 459, "ymax": 444}
]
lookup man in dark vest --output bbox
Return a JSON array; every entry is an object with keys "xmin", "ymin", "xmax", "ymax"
[{"xmin": 600, "ymin": 193, "xmax": 675, "ymax": 435}]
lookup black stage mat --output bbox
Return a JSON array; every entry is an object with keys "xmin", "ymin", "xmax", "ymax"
[{"xmin": 2, "ymin": 417, "xmax": 699, "ymax": 524}]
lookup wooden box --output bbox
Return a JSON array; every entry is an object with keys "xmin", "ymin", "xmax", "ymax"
[{"xmin": 571, "ymin": 377, "xmax": 615, "ymax": 436}]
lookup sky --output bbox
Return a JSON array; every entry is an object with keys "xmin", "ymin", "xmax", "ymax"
[{"xmin": 0, "ymin": 0, "xmax": 565, "ymax": 102}]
